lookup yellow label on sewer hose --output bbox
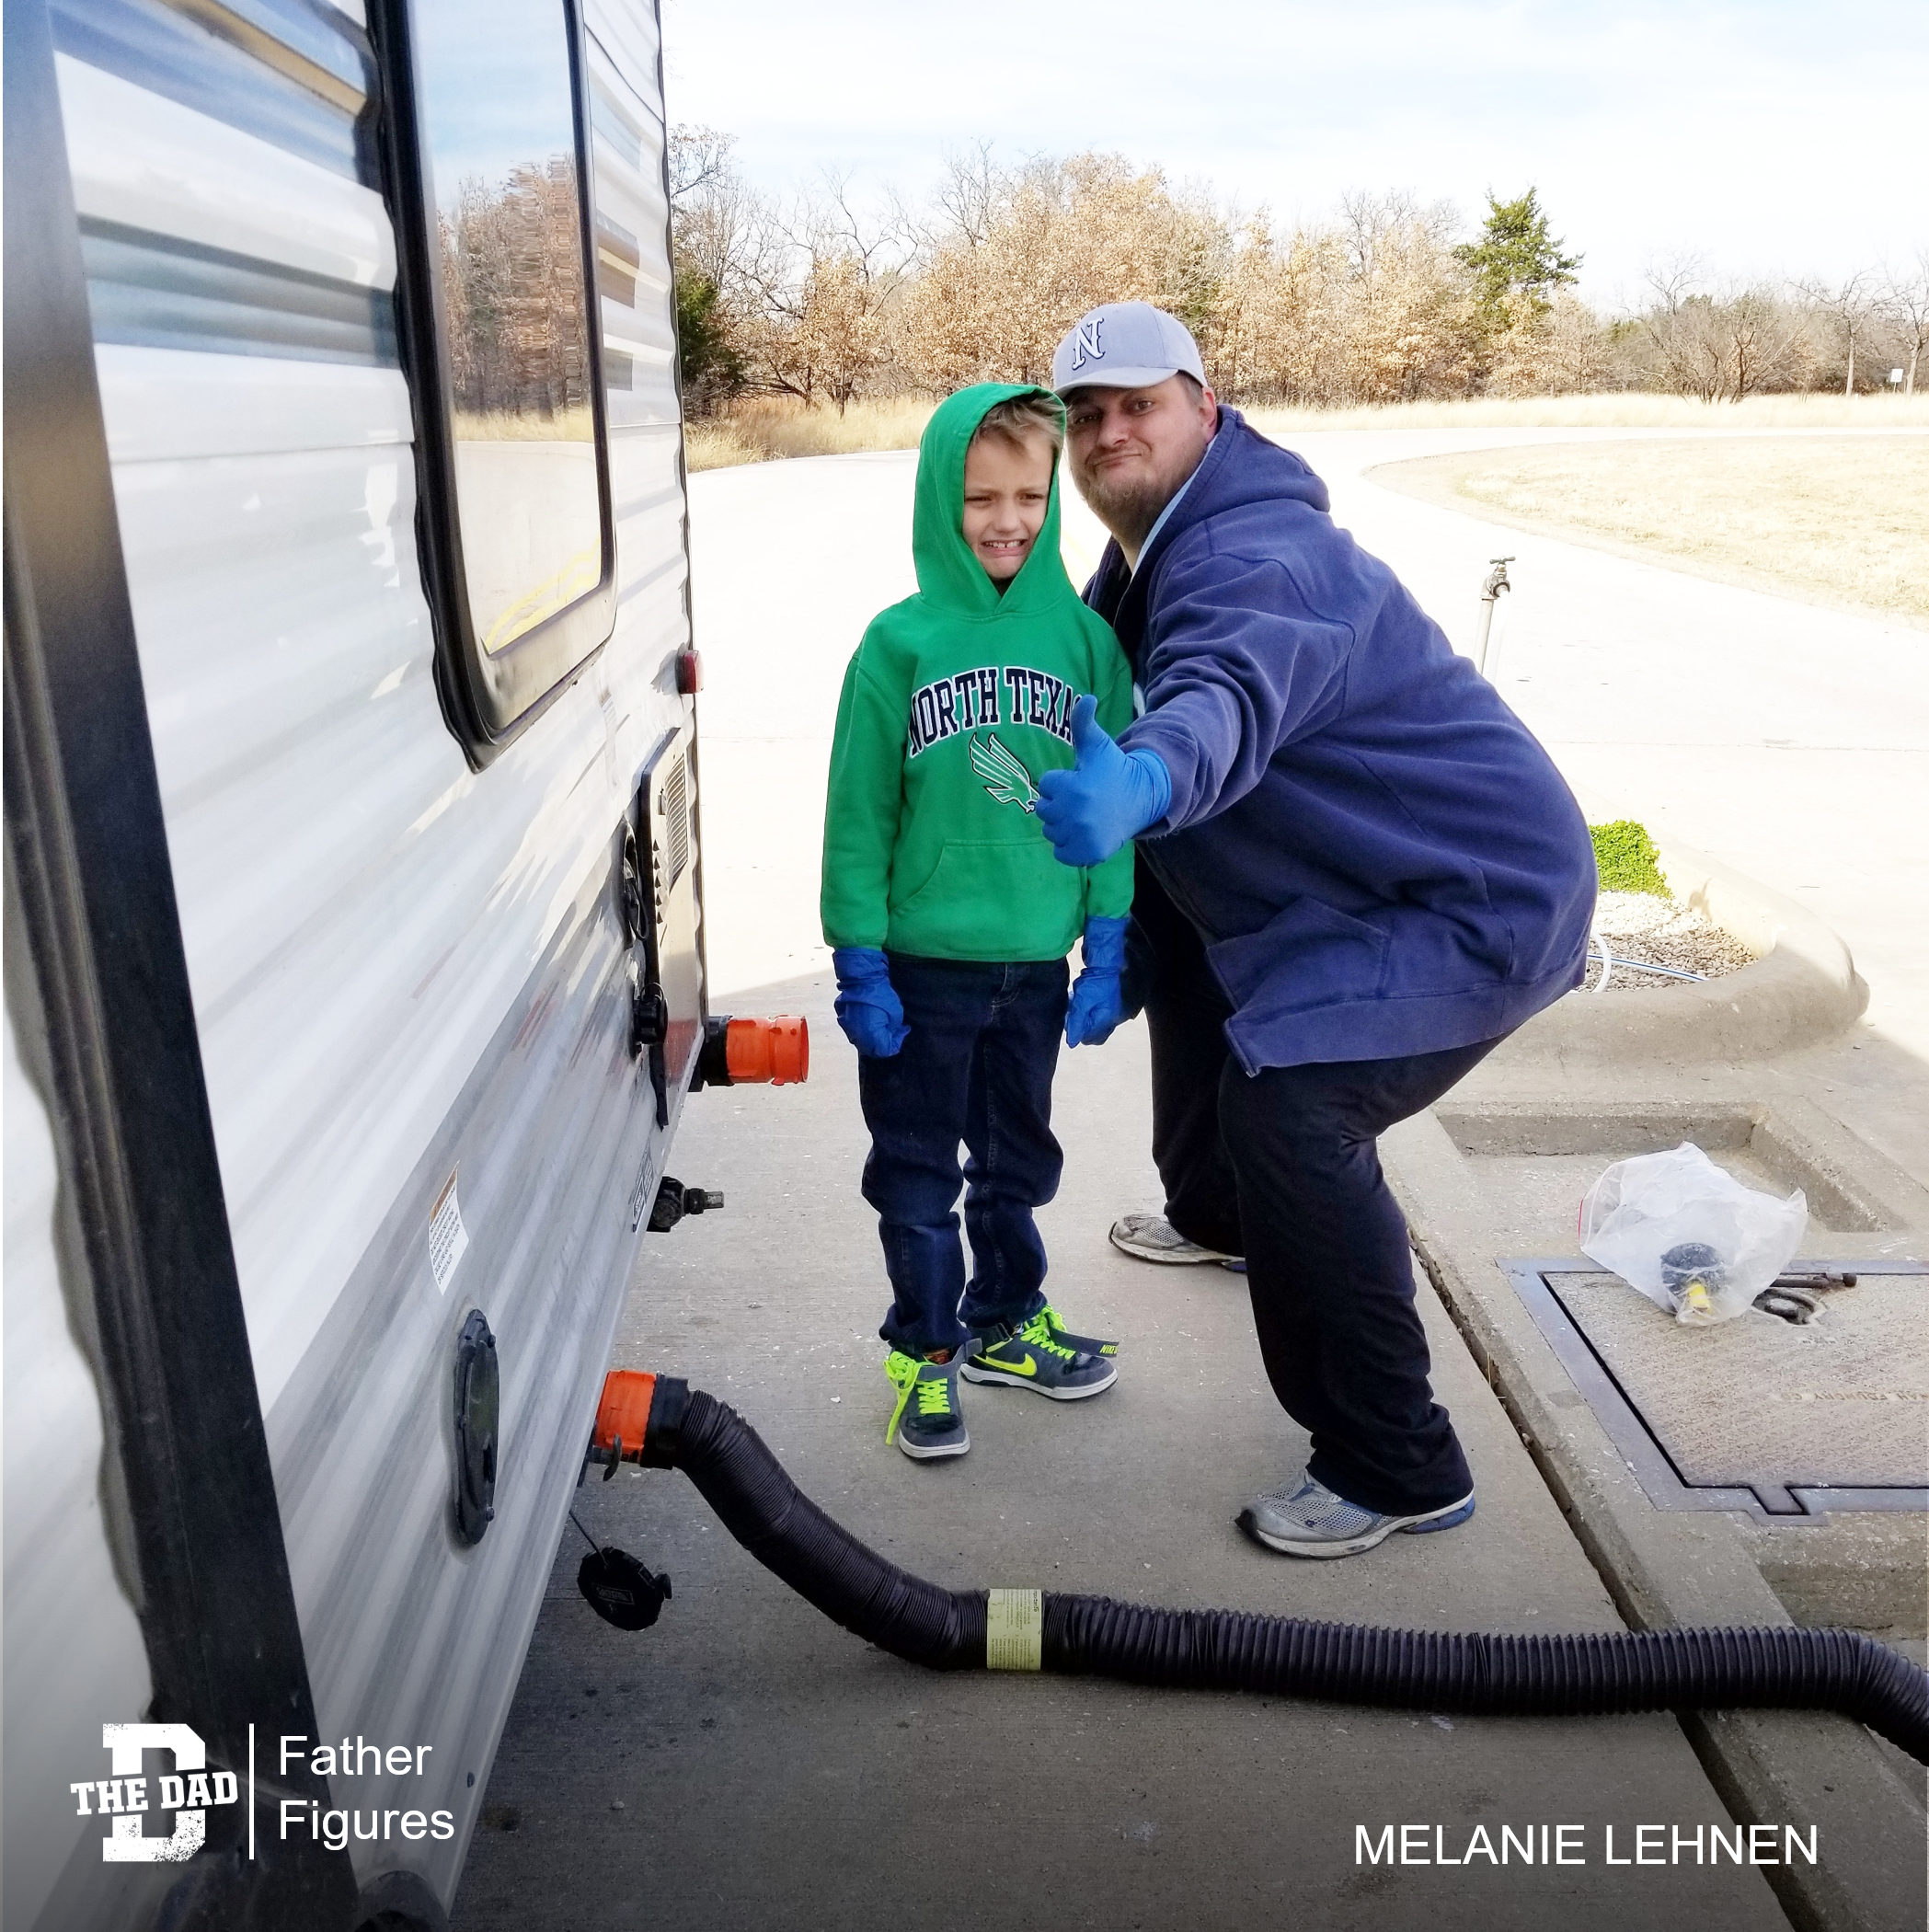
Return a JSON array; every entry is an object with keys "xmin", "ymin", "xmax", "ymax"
[{"xmin": 986, "ymin": 1588, "xmax": 1042, "ymax": 1672}]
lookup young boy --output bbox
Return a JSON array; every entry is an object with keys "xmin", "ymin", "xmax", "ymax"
[{"xmin": 821, "ymin": 384, "xmax": 1136, "ymax": 1461}]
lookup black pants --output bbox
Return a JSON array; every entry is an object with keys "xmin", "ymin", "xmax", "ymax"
[
  {"xmin": 1136, "ymin": 857, "xmax": 1497, "ymax": 1515},
  {"xmin": 859, "ymin": 954, "xmax": 1068, "ymax": 1358}
]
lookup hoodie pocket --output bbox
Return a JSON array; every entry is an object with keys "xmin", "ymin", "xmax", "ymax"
[
  {"xmin": 889, "ymin": 839, "xmax": 1074, "ymax": 957},
  {"xmin": 1205, "ymin": 896, "xmax": 1390, "ymax": 1017}
]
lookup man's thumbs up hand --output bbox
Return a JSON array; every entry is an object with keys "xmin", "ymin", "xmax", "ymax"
[{"xmin": 1035, "ymin": 696, "xmax": 1173, "ymax": 868}]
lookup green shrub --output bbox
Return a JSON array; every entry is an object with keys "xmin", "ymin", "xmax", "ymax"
[{"xmin": 1590, "ymin": 820, "xmax": 1671, "ymax": 898}]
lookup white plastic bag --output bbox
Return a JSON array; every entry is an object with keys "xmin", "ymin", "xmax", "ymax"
[{"xmin": 1579, "ymin": 1142, "xmax": 1806, "ymax": 1326}]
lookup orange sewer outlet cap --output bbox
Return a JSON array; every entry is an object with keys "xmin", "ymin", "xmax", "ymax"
[
  {"xmin": 725, "ymin": 1015, "xmax": 809, "ymax": 1086},
  {"xmin": 592, "ymin": 1369, "xmax": 657, "ymax": 1458}
]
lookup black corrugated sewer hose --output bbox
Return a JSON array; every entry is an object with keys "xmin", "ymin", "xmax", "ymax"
[{"xmin": 595, "ymin": 1372, "xmax": 1928, "ymax": 1765}]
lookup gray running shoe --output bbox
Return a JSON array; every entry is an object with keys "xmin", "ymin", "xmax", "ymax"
[
  {"xmin": 961, "ymin": 1311, "xmax": 1117, "ymax": 1400},
  {"xmin": 1108, "ymin": 1212, "xmax": 1242, "ymax": 1268},
  {"xmin": 884, "ymin": 1350, "xmax": 968, "ymax": 1460},
  {"xmin": 1238, "ymin": 1470, "xmax": 1475, "ymax": 1558}
]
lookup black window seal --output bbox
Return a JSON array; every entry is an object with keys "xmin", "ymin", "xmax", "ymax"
[
  {"xmin": 368, "ymin": 0, "xmax": 618, "ymax": 770},
  {"xmin": 3, "ymin": 1, "xmax": 354, "ymax": 1918}
]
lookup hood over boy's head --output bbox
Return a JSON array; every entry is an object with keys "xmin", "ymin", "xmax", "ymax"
[{"xmin": 912, "ymin": 385, "xmax": 1079, "ymax": 615}]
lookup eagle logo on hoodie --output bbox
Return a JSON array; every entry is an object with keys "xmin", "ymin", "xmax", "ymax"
[{"xmin": 968, "ymin": 732, "xmax": 1038, "ymax": 812}]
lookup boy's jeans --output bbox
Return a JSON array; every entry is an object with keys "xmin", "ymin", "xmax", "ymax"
[{"xmin": 858, "ymin": 954, "xmax": 1069, "ymax": 1358}]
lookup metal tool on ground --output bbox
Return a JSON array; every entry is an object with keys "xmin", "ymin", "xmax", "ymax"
[{"xmin": 1751, "ymin": 1268, "xmax": 1859, "ymax": 1326}]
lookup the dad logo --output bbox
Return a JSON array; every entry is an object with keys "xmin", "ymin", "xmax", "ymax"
[
  {"xmin": 1068, "ymin": 316, "xmax": 1103, "ymax": 371},
  {"xmin": 69, "ymin": 1723, "xmax": 237, "ymax": 1863}
]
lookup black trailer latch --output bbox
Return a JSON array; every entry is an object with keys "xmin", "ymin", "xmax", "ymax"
[
  {"xmin": 631, "ymin": 981, "xmax": 669, "ymax": 1052},
  {"xmin": 453, "ymin": 1308, "xmax": 499, "ymax": 1545}
]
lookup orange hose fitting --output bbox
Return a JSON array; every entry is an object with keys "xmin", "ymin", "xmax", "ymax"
[
  {"xmin": 592, "ymin": 1369, "xmax": 658, "ymax": 1460},
  {"xmin": 724, "ymin": 1015, "xmax": 809, "ymax": 1086}
]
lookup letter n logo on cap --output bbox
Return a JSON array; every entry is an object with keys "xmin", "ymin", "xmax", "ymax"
[{"xmin": 1070, "ymin": 316, "xmax": 1103, "ymax": 371}]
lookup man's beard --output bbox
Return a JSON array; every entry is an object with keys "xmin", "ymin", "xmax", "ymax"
[{"xmin": 1076, "ymin": 466, "xmax": 1169, "ymax": 555}]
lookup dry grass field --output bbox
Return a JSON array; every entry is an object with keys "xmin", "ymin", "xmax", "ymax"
[
  {"xmin": 683, "ymin": 396, "xmax": 935, "ymax": 470},
  {"xmin": 683, "ymin": 392, "xmax": 1929, "ymax": 473},
  {"xmin": 1246, "ymin": 394, "xmax": 1929, "ymax": 432},
  {"xmin": 1369, "ymin": 437, "xmax": 1929, "ymax": 626}
]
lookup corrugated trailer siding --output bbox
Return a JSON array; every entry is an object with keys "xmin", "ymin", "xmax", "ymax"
[
  {"xmin": 265, "ymin": 857, "xmax": 653, "ymax": 1902},
  {"xmin": 56, "ymin": 0, "xmax": 690, "ymax": 1903},
  {"xmin": 50, "ymin": 0, "xmax": 373, "ymax": 178},
  {"xmin": 584, "ymin": 17, "xmax": 679, "ymax": 431}
]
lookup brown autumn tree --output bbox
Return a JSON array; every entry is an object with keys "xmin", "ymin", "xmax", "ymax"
[
  {"xmin": 892, "ymin": 153, "xmax": 1227, "ymax": 391},
  {"xmin": 439, "ymin": 157, "xmax": 591, "ymax": 424}
]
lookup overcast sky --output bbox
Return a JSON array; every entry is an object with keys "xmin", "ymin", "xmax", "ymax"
[{"xmin": 658, "ymin": 0, "xmax": 1926, "ymax": 307}]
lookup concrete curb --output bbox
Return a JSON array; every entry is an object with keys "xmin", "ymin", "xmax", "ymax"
[
  {"xmin": 1492, "ymin": 835, "xmax": 1868, "ymax": 1066},
  {"xmin": 1382, "ymin": 1110, "xmax": 1926, "ymax": 1932}
]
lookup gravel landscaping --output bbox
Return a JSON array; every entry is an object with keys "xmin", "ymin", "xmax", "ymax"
[{"xmin": 1581, "ymin": 889, "xmax": 1757, "ymax": 992}]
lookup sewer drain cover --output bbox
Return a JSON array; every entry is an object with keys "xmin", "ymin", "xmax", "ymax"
[{"xmin": 1503, "ymin": 1259, "xmax": 1928, "ymax": 1519}]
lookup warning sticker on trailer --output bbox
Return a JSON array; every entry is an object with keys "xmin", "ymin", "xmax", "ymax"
[{"xmin": 428, "ymin": 1169, "xmax": 469, "ymax": 1294}]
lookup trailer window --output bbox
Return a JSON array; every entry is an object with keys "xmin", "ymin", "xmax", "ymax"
[{"xmin": 380, "ymin": 0, "xmax": 616, "ymax": 761}]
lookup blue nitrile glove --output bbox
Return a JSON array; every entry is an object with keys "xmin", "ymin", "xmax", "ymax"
[
  {"xmin": 1066, "ymin": 914, "xmax": 1130, "ymax": 1048},
  {"xmin": 832, "ymin": 947, "xmax": 908, "ymax": 1058},
  {"xmin": 1035, "ymin": 695, "xmax": 1173, "ymax": 868}
]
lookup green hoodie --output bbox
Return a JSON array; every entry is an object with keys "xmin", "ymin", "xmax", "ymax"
[{"xmin": 821, "ymin": 385, "xmax": 1135, "ymax": 962}]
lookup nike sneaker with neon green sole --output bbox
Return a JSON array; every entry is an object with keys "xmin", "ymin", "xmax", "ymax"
[
  {"xmin": 961, "ymin": 1310, "xmax": 1117, "ymax": 1400},
  {"xmin": 1039, "ymin": 1303, "xmax": 1117, "ymax": 1358},
  {"xmin": 884, "ymin": 1350, "xmax": 969, "ymax": 1460}
]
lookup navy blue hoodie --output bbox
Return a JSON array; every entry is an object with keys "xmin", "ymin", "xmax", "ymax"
[{"xmin": 1096, "ymin": 408, "xmax": 1594, "ymax": 1072}]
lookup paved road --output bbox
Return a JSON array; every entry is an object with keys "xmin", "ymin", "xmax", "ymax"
[{"xmin": 690, "ymin": 430, "xmax": 1929, "ymax": 1172}]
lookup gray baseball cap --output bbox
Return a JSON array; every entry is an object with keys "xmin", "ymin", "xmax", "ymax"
[{"xmin": 1052, "ymin": 302, "xmax": 1205, "ymax": 393}]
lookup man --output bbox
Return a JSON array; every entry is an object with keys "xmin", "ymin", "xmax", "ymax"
[{"xmin": 1036, "ymin": 302, "xmax": 1595, "ymax": 1559}]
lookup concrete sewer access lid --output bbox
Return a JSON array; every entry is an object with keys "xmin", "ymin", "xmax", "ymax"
[{"xmin": 1503, "ymin": 1259, "xmax": 1928, "ymax": 1521}]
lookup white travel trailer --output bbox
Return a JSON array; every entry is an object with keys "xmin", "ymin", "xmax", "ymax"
[{"xmin": 2, "ymin": 1, "xmax": 788, "ymax": 1926}]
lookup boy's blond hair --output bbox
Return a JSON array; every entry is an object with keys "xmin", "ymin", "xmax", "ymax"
[{"xmin": 969, "ymin": 392, "xmax": 1063, "ymax": 457}]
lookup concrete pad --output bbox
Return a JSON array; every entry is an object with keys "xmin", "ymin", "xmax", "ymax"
[
  {"xmin": 454, "ymin": 972, "xmax": 1788, "ymax": 1932},
  {"xmin": 1550, "ymin": 1270, "xmax": 1928, "ymax": 1491},
  {"xmin": 1383, "ymin": 1108, "xmax": 1928, "ymax": 1932}
]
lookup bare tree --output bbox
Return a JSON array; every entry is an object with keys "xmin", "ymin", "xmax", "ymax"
[
  {"xmin": 1336, "ymin": 190, "xmax": 1457, "ymax": 282},
  {"xmin": 667, "ymin": 123, "xmax": 779, "ymax": 312},
  {"xmin": 1885, "ymin": 250, "xmax": 1929, "ymax": 396},
  {"xmin": 748, "ymin": 172, "xmax": 916, "ymax": 410},
  {"xmin": 1800, "ymin": 270, "xmax": 1880, "ymax": 396},
  {"xmin": 929, "ymin": 141, "xmax": 1000, "ymax": 250},
  {"xmin": 1636, "ymin": 259, "xmax": 1805, "ymax": 401},
  {"xmin": 669, "ymin": 126, "xmax": 733, "ymax": 205},
  {"xmin": 1723, "ymin": 286, "xmax": 1808, "ymax": 398},
  {"xmin": 1637, "ymin": 258, "xmax": 1727, "ymax": 400}
]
